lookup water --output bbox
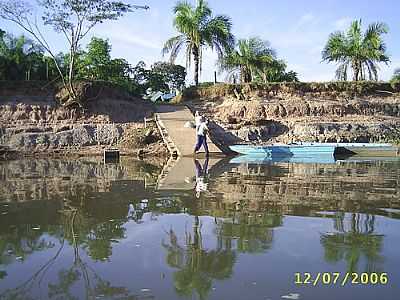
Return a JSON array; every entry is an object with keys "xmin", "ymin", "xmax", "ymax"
[{"xmin": 0, "ymin": 157, "xmax": 399, "ymax": 300}]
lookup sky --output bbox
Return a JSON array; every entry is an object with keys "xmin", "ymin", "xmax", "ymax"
[{"xmin": 1, "ymin": 0, "xmax": 400, "ymax": 84}]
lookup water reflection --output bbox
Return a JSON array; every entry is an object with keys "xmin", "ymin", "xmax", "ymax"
[
  {"xmin": 0, "ymin": 157, "xmax": 399, "ymax": 299},
  {"xmin": 163, "ymin": 216, "xmax": 236, "ymax": 300},
  {"xmin": 194, "ymin": 158, "xmax": 209, "ymax": 199},
  {"xmin": 321, "ymin": 212, "xmax": 384, "ymax": 273},
  {"xmin": 216, "ymin": 213, "xmax": 282, "ymax": 253}
]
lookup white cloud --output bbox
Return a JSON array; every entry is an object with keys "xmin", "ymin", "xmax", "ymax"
[
  {"xmin": 112, "ymin": 34, "xmax": 162, "ymax": 50},
  {"xmin": 94, "ymin": 24, "xmax": 163, "ymax": 50},
  {"xmin": 295, "ymin": 13, "xmax": 318, "ymax": 30},
  {"xmin": 333, "ymin": 17, "xmax": 353, "ymax": 30}
]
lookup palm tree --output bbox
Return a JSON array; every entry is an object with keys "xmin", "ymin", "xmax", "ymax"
[
  {"xmin": 162, "ymin": 0, "xmax": 234, "ymax": 86},
  {"xmin": 218, "ymin": 37, "xmax": 275, "ymax": 83},
  {"xmin": 322, "ymin": 19, "xmax": 389, "ymax": 81},
  {"xmin": 257, "ymin": 59, "xmax": 299, "ymax": 83}
]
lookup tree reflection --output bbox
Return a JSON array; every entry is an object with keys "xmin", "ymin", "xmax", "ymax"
[
  {"xmin": 0, "ymin": 207, "xmax": 133, "ymax": 299},
  {"xmin": 216, "ymin": 213, "xmax": 282, "ymax": 253},
  {"xmin": 163, "ymin": 216, "xmax": 236, "ymax": 300},
  {"xmin": 61, "ymin": 209, "xmax": 126, "ymax": 261},
  {"xmin": 44, "ymin": 209, "xmax": 137, "ymax": 299},
  {"xmin": 0, "ymin": 224, "xmax": 59, "ymax": 281},
  {"xmin": 321, "ymin": 212, "xmax": 384, "ymax": 273}
]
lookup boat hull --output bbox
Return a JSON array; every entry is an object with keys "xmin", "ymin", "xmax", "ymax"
[
  {"xmin": 229, "ymin": 144, "xmax": 337, "ymax": 157},
  {"xmin": 229, "ymin": 143, "xmax": 397, "ymax": 158}
]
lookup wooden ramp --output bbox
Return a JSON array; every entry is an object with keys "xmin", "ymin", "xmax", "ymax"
[{"xmin": 155, "ymin": 105, "xmax": 225, "ymax": 157}]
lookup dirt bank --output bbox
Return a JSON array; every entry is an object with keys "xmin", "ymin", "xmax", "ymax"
[
  {"xmin": 185, "ymin": 83, "xmax": 400, "ymax": 144},
  {"xmin": 0, "ymin": 81, "xmax": 168, "ymax": 158}
]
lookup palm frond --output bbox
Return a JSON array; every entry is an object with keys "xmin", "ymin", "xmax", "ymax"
[{"xmin": 162, "ymin": 35, "xmax": 186, "ymax": 63}]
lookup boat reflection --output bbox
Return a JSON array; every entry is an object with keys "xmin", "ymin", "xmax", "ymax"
[{"xmin": 230, "ymin": 154, "xmax": 338, "ymax": 165}]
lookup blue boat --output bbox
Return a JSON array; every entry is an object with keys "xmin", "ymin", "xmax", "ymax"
[
  {"xmin": 229, "ymin": 143, "xmax": 397, "ymax": 158},
  {"xmin": 230, "ymin": 144, "xmax": 337, "ymax": 157}
]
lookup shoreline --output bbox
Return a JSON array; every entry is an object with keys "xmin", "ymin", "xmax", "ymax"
[{"xmin": 1, "ymin": 81, "xmax": 400, "ymax": 158}]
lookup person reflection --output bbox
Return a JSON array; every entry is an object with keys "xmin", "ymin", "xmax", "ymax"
[{"xmin": 194, "ymin": 157, "xmax": 209, "ymax": 198}]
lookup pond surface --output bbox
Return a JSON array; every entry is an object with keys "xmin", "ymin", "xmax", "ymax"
[{"xmin": 0, "ymin": 157, "xmax": 399, "ymax": 300}]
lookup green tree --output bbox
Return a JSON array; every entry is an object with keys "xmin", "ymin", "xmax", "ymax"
[
  {"xmin": 76, "ymin": 37, "xmax": 132, "ymax": 87},
  {"xmin": 0, "ymin": 0, "xmax": 148, "ymax": 106},
  {"xmin": 0, "ymin": 31, "xmax": 50, "ymax": 80},
  {"xmin": 151, "ymin": 61, "xmax": 186, "ymax": 90},
  {"xmin": 130, "ymin": 61, "xmax": 187, "ymax": 93},
  {"xmin": 162, "ymin": 0, "xmax": 234, "ymax": 86},
  {"xmin": 80, "ymin": 37, "xmax": 112, "ymax": 81},
  {"xmin": 109, "ymin": 58, "xmax": 132, "ymax": 82},
  {"xmin": 322, "ymin": 19, "xmax": 390, "ymax": 81},
  {"xmin": 218, "ymin": 37, "xmax": 275, "ymax": 83},
  {"xmin": 257, "ymin": 59, "xmax": 299, "ymax": 83}
]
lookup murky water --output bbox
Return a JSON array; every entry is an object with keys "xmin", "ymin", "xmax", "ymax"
[{"xmin": 0, "ymin": 157, "xmax": 399, "ymax": 300}]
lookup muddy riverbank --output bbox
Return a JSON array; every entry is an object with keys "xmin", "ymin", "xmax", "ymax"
[
  {"xmin": 185, "ymin": 82, "xmax": 400, "ymax": 145},
  {"xmin": 0, "ymin": 81, "xmax": 168, "ymax": 159}
]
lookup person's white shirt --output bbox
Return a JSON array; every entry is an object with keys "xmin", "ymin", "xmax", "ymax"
[
  {"xmin": 195, "ymin": 115, "xmax": 202, "ymax": 128},
  {"xmin": 196, "ymin": 122, "xmax": 208, "ymax": 136}
]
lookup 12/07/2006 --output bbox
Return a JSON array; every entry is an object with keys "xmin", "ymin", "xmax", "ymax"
[{"xmin": 294, "ymin": 272, "xmax": 388, "ymax": 286}]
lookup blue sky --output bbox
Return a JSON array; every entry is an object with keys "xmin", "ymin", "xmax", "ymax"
[{"xmin": 1, "ymin": 0, "xmax": 399, "ymax": 83}]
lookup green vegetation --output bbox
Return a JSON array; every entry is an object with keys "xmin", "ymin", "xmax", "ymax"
[
  {"xmin": 0, "ymin": 0, "xmax": 148, "ymax": 106},
  {"xmin": 0, "ymin": 31, "xmax": 186, "ymax": 99},
  {"xmin": 218, "ymin": 37, "xmax": 275, "ymax": 83},
  {"xmin": 132, "ymin": 60, "xmax": 186, "ymax": 94},
  {"xmin": 0, "ymin": 29, "xmax": 60, "ymax": 81},
  {"xmin": 256, "ymin": 59, "xmax": 299, "ymax": 83},
  {"xmin": 322, "ymin": 19, "xmax": 389, "ymax": 81},
  {"xmin": 163, "ymin": 0, "xmax": 234, "ymax": 86},
  {"xmin": 390, "ymin": 68, "xmax": 400, "ymax": 88},
  {"xmin": 218, "ymin": 37, "xmax": 298, "ymax": 83}
]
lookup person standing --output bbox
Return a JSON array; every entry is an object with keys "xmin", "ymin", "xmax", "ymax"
[
  {"xmin": 194, "ymin": 111, "xmax": 202, "ymax": 130},
  {"xmin": 194, "ymin": 116, "xmax": 209, "ymax": 156}
]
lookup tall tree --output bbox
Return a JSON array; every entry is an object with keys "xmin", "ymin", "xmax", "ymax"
[
  {"xmin": 80, "ymin": 37, "xmax": 112, "ymax": 81},
  {"xmin": 322, "ymin": 19, "xmax": 390, "ymax": 81},
  {"xmin": 218, "ymin": 37, "xmax": 275, "ymax": 83},
  {"xmin": 162, "ymin": 0, "xmax": 234, "ymax": 86},
  {"xmin": 0, "ymin": 0, "xmax": 149, "ymax": 106}
]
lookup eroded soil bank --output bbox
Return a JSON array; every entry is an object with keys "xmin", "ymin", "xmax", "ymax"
[
  {"xmin": 0, "ymin": 81, "xmax": 168, "ymax": 159},
  {"xmin": 185, "ymin": 82, "xmax": 400, "ymax": 144}
]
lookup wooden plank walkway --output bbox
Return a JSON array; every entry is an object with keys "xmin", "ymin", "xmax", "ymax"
[{"xmin": 155, "ymin": 105, "xmax": 224, "ymax": 157}]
